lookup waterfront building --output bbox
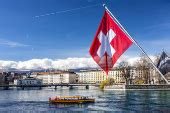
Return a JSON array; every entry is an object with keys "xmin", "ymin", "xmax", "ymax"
[
  {"xmin": 156, "ymin": 72, "xmax": 170, "ymax": 84},
  {"xmin": 0, "ymin": 72, "xmax": 5, "ymax": 85},
  {"xmin": 76, "ymin": 67, "xmax": 160, "ymax": 84},
  {"xmin": 165, "ymin": 72, "xmax": 170, "ymax": 82},
  {"xmin": 76, "ymin": 68, "xmax": 125, "ymax": 84},
  {"xmin": 0, "ymin": 72, "xmax": 27, "ymax": 85},
  {"xmin": 129, "ymin": 67, "xmax": 146, "ymax": 84},
  {"xmin": 108, "ymin": 68, "xmax": 125, "ymax": 83},
  {"xmin": 76, "ymin": 69, "xmax": 107, "ymax": 84},
  {"xmin": 12, "ymin": 72, "xmax": 25, "ymax": 80},
  {"xmin": 129, "ymin": 67, "xmax": 159, "ymax": 84},
  {"xmin": 14, "ymin": 77, "xmax": 43, "ymax": 85},
  {"xmin": 29, "ymin": 72, "xmax": 38, "ymax": 78},
  {"xmin": 0, "ymin": 72, "xmax": 13, "ymax": 85},
  {"xmin": 35, "ymin": 72, "xmax": 78, "ymax": 84}
]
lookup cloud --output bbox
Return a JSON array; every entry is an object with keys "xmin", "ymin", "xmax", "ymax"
[
  {"xmin": 0, "ymin": 58, "xmax": 98, "ymax": 70},
  {"xmin": 52, "ymin": 58, "xmax": 98, "ymax": 69},
  {"xmin": 0, "ymin": 60, "xmax": 17, "ymax": 69},
  {"xmin": 0, "ymin": 56, "xmax": 157, "ymax": 70},
  {"xmin": 0, "ymin": 38, "xmax": 29, "ymax": 47}
]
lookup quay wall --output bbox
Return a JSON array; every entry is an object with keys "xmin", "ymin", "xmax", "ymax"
[
  {"xmin": 104, "ymin": 84, "xmax": 170, "ymax": 90},
  {"xmin": 126, "ymin": 84, "xmax": 170, "ymax": 90}
]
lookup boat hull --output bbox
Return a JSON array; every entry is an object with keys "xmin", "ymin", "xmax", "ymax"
[{"xmin": 49, "ymin": 99, "xmax": 95, "ymax": 104}]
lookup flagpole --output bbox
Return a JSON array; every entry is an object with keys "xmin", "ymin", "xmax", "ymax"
[{"xmin": 103, "ymin": 4, "xmax": 169, "ymax": 84}]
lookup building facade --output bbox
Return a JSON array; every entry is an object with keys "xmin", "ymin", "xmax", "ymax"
[
  {"xmin": 0, "ymin": 72, "xmax": 26, "ymax": 85},
  {"xmin": 14, "ymin": 77, "xmax": 43, "ymax": 85},
  {"xmin": 0, "ymin": 72, "xmax": 14, "ymax": 85},
  {"xmin": 76, "ymin": 67, "xmax": 160, "ymax": 84},
  {"xmin": 0, "ymin": 72, "xmax": 5, "ymax": 85},
  {"xmin": 76, "ymin": 69, "xmax": 107, "ymax": 84},
  {"xmin": 35, "ymin": 72, "xmax": 78, "ymax": 84},
  {"xmin": 128, "ymin": 67, "xmax": 159, "ymax": 84},
  {"xmin": 76, "ymin": 68, "xmax": 125, "ymax": 84}
]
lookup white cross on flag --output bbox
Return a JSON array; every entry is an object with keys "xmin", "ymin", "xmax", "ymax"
[{"xmin": 89, "ymin": 11, "xmax": 133, "ymax": 75}]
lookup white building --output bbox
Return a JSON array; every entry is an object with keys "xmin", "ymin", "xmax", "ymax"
[
  {"xmin": 76, "ymin": 68, "xmax": 125, "ymax": 84},
  {"xmin": 76, "ymin": 69, "xmax": 107, "ymax": 84},
  {"xmin": 108, "ymin": 69, "xmax": 125, "ymax": 83},
  {"xmin": 129, "ymin": 67, "xmax": 159, "ymax": 84},
  {"xmin": 14, "ymin": 77, "xmax": 43, "ymax": 85},
  {"xmin": 35, "ymin": 72, "xmax": 78, "ymax": 84},
  {"xmin": 76, "ymin": 67, "xmax": 160, "ymax": 84}
]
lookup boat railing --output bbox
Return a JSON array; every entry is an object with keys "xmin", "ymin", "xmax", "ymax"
[{"xmin": 50, "ymin": 96, "xmax": 95, "ymax": 101}]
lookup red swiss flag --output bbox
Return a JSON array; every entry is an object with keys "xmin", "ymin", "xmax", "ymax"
[{"xmin": 89, "ymin": 11, "xmax": 133, "ymax": 75}]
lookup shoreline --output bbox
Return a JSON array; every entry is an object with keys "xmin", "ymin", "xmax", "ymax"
[{"xmin": 104, "ymin": 84, "xmax": 170, "ymax": 90}]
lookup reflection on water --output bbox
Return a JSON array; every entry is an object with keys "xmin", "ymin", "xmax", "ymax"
[{"xmin": 0, "ymin": 88, "xmax": 170, "ymax": 112}]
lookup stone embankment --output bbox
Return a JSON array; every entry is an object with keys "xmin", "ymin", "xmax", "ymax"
[{"xmin": 104, "ymin": 84, "xmax": 170, "ymax": 90}]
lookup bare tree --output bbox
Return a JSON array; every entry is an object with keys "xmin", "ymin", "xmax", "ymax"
[
  {"xmin": 118, "ymin": 60, "xmax": 131, "ymax": 84},
  {"xmin": 118, "ymin": 61, "xmax": 129, "ymax": 68},
  {"xmin": 134, "ymin": 54, "xmax": 152, "ymax": 84}
]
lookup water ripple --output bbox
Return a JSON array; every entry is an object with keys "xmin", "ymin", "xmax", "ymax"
[{"xmin": 0, "ymin": 89, "xmax": 170, "ymax": 112}]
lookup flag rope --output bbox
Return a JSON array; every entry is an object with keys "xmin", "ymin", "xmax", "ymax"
[{"xmin": 103, "ymin": 4, "xmax": 169, "ymax": 84}]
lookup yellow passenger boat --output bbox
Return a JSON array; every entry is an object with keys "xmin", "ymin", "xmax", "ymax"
[{"xmin": 49, "ymin": 96, "xmax": 95, "ymax": 104}]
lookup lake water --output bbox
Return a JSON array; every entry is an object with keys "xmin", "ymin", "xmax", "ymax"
[{"xmin": 0, "ymin": 87, "xmax": 170, "ymax": 113}]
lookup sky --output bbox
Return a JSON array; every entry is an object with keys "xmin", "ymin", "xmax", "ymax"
[{"xmin": 0, "ymin": 0, "xmax": 169, "ymax": 70}]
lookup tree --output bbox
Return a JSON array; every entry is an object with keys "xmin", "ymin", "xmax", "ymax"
[
  {"xmin": 118, "ymin": 61, "xmax": 129, "ymax": 68},
  {"xmin": 118, "ymin": 61, "xmax": 131, "ymax": 84},
  {"xmin": 134, "ymin": 54, "xmax": 152, "ymax": 84},
  {"xmin": 99, "ymin": 78, "xmax": 115, "ymax": 90}
]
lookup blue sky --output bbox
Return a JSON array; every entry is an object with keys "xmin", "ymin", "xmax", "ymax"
[{"xmin": 0, "ymin": 0, "xmax": 169, "ymax": 61}]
